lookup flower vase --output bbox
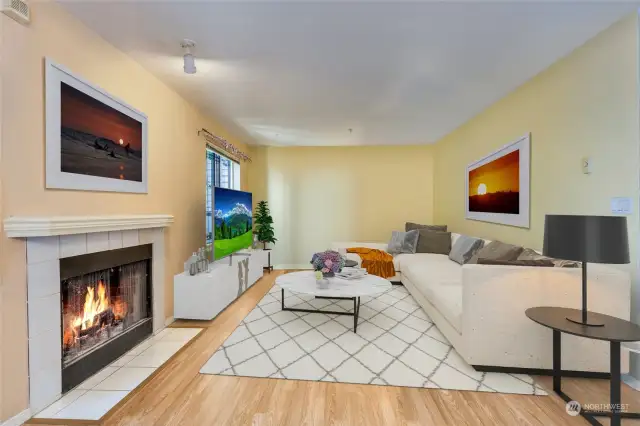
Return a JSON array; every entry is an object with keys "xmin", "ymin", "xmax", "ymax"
[{"xmin": 316, "ymin": 278, "xmax": 330, "ymax": 289}]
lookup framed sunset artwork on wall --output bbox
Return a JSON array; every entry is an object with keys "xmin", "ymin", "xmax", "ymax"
[
  {"xmin": 45, "ymin": 59, "xmax": 148, "ymax": 193},
  {"xmin": 465, "ymin": 134, "xmax": 530, "ymax": 228}
]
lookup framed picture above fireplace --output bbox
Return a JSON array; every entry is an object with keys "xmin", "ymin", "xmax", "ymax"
[{"xmin": 45, "ymin": 59, "xmax": 148, "ymax": 193}]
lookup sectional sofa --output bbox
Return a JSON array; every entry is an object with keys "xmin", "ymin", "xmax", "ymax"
[{"xmin": 332, "ymin": 233, "xmax": 631, "ymax": 374}]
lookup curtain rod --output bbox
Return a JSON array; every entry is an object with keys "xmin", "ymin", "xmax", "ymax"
[{"xmin": 198, "ymin": 128, "xmax": 252, "ymax": 163}]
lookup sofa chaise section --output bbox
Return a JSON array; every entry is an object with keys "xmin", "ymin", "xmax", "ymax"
[{"xmin": 332, "ymin": 238, "xmax": 631, "ymax": 374}]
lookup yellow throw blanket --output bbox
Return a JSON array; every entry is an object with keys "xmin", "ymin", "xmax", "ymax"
[{"xmin": 346, "ymin": 247, "xmax": 395, "ymax": 279}]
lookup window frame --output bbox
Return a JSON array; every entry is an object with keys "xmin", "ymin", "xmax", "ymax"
[{"xmin": 205, "ymin": 147, "xmax": 241, "ymax": 256}]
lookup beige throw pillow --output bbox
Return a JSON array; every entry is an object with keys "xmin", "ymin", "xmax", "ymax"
[
  {"xmin": 517, "ymin": 248, "xmax": 580, "ymax": 268},
  {"xmin": 405, "ymin": 222, "xmax": 448, "ymax": 232},
  {"xmin": 468, "ymin": 241, "xmax": 524, "ymax": 264},
  {"xmin": 416, "ymin": 230, "xmax": 451, "ymax": 255},
  {"xmin": 477, "ymin": 258, "xmax": 555, "ymax": 267}
]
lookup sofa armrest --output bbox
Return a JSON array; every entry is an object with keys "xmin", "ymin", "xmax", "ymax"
[{"xmin": 459, "ymin": 263, "xmax": 630, "ymax": 370}]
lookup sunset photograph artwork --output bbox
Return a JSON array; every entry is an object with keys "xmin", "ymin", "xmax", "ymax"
[
  {"xmin": 468, "ymin": 149, "xmax": 520, "ymax": 214},
  {"xmin": 60, "ymin": 82, "xmax": 143, "ymax": 182}
]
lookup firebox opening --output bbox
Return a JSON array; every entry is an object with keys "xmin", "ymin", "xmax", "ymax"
[{"xmin": 60, "ymin": 244, "xmax": 152, "ymax": 392}]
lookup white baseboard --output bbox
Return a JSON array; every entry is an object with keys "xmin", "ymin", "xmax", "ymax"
[
  {"xmin": 1, "ymin": 408, "xmax": 31, "ymax": 426},
  {"xmin": 622, "ymin": 373, "xmax": 640, "ymax": 391},
  {"xmin": 273, "ymin": 264, "xmax": 312, "ymax": 270},
  {"xmin": 164, "ymin": 316, "xmax": 175, "ymax": 326}
]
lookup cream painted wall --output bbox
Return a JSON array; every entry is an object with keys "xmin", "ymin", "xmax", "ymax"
[
  {"xmin": 251, "ymin": 146, "xmax": 435, "ymax": 265},
  {"xmin": 0, "ymin": 1, "xmax": 253, "ymax": 420},
  {"xmin": 433, "ymin": 14, "xmax": 639, "ymax": 257},
  {"xmin": 0, "ymin": 11, "xmax": 5, "ymax": 422},
  {"xmin": 432, "ymin": 12, "xmax": 640, "ymax": 377}
]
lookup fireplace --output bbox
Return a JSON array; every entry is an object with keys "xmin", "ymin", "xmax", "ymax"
[{"xmin": 60, "ymin": 244, "xmax": 153, "ymax": 392}]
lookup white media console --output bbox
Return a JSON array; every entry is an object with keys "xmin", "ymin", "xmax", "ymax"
[{"xmin": 173, "ymin": 249, "xmax": 270, "ymax": 320}]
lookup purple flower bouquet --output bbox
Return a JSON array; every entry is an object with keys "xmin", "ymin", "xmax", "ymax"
[{"xmin": 310, "ymin": 250, "xmax": 346, "ymax": 278}]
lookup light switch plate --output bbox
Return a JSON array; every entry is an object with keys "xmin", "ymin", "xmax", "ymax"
[{"xmin": 611, "ymin": 197, "xmax": 632, "ymax": 215}]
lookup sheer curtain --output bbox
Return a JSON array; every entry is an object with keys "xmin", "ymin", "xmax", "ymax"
[{"xmin": 206, "ymin": 148, "xmax": 241, "ymax": 256}]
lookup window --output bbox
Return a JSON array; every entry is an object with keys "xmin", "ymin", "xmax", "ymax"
[{"xmin": 206, "ymin": 149, "xmax": 241, "ymax": 251}]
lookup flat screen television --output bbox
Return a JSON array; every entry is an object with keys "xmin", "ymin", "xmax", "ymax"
[{"xmin": 213, "ymin": 187, "xmax": 253, "ymax": 260}]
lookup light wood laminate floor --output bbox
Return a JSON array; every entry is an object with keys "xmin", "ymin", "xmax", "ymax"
[{"xmin": 27, "ymin": 271, "xmax": 640, "ymax": 425}]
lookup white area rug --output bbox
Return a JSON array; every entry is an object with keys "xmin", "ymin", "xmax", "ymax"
[{"xmin": 200, "ymin": 283, "xmax": 547, "ymax": 395}]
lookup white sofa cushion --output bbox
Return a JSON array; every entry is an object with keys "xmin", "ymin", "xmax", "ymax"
[
  {"xmin": 391, "ymin": 253, "xmax": 414, "ymax": 271},
  {"xmin": 427, "ymin": 282, "xmax": 463, "ymax": 334},
  {"xmin": 401, "ymin": 254, "xmax": 463, "ymax": 333}
]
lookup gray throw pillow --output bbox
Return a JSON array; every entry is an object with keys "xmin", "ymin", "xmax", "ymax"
[
  {"xmin": 405, "ymin": 222, "xmax": 448, "ymax": 232},
  {"xmin": 449, "ymin": 235, "xmax": 485, "ymax": 265},
  {"xmin": 477, "ymin": 258, "xmax": 555, "ymax": 267},
  {"xmin": 468, "ymin": 241, "xmax": 524, "ymax": 264},
  {"xmin": 387, "ymin": 230, "xmax": 419, "ymax": 254},
  {"xmin": 416, "ymin": 230, "xmax": 451, "ymax": 255},
  {"xmin": 517, "ymin": 248, "xmax": 580, "ymax": 268}
]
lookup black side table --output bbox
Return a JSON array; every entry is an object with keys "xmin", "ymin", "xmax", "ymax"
[
  {"xmin": 262, "ymin": 248, "xmax": 273, "ymax": 272},
  {"xmin": 526, "ymin": 306, "xmax": 640, "ymax": 426}
]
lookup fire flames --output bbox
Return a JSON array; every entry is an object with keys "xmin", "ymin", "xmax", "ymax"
[
  {"xmin": 77, "ymin": 282, "xmax": 109, "ymax": 330},
  {"xmin": 63, "ymin": 281, "xmax": 127, "ymax": 348}
]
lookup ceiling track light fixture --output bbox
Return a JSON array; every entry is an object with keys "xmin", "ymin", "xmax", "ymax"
[{"xmin": 181, "ymin": 39, "xmax": 197, "ymax": 74}]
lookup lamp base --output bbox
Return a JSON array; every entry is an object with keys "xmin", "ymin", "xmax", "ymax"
[{"xmin": 566, "ymin": 313, "xmax": 604, "ymax": 327}]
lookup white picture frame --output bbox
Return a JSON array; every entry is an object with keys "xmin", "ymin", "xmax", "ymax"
[
  {"xmin": 465, "ymin": 134, "xmax": 530, "ymax": 228},
  {"xmin": 45, "ymin": 59, "xmax": 148, "ymax": 193}
]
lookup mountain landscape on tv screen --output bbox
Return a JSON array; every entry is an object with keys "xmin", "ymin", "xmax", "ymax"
[
  {"xmin": 214, "ymin": 203, "xmax": 252, "ymax": 239},
  {"xmin": 213, "ymin": 189, "xmax": 253, "ymax": 260}
]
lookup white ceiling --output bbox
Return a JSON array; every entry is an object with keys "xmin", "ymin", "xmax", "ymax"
[{"xmin": 60, "ymin": 1, "xmax": 638, "ymax": 146}]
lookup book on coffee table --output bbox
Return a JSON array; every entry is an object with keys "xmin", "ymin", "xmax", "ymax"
[{"xmin": 336, "ymin": 268, "xmax": 368, "ymax": 280}]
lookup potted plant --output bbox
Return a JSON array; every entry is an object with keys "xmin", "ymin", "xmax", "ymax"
[{"xmin": 254, "ymin": 200, "xmax": 277, "ymax": 250}]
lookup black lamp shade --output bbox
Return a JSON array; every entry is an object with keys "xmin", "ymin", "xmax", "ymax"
[{"xmin": 543, "ymin": 215, "xmax": 630, "ymax": 264}]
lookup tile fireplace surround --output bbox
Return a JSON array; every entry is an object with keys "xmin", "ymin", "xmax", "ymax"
[{"xmin": 4, "ymin": 215, "xmax": 174, "ymax": 414}]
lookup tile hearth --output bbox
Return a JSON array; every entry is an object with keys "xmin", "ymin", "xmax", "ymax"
[{"xmin": 33, "ymin": 327, "xmax": 202, "ymax": 421}]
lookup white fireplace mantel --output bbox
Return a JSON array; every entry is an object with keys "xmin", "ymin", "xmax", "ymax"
[
  {"xmin": 4, "ymin": 214, "xmax": 174, "ymax": 238},
  {"xmin": 8, "ymin": 214, "xmax": 173, "ymax": 413}
]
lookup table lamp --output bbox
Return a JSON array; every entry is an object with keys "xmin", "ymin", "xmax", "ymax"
[{"xmin": 543, "ymin": 214, "xmax": 629, "ymax": 327}]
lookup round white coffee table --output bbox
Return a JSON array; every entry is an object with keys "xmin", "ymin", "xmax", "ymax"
[{"xmin": 275, "ymin": 271, "xmax": 392, "ymax": 333}]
